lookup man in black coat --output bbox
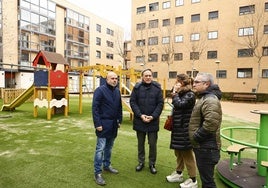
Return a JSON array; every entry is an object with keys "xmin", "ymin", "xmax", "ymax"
[{"xmin": 130, "ymin": 69, "xmax": 164, "ymax": 174}]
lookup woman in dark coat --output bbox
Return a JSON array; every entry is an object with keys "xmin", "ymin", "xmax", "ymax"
[{"xmin": 166, "ymin": 74, "xmax": 198, "ymax": 188}]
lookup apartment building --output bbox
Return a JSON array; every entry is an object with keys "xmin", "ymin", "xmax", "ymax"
[
  {"xmin": 131, "ymin": 0, "xmax": 268, "ymax": 93},
  {"xmin": 0, "ymin": 0, "xmax": 124, "ymax": 89}
]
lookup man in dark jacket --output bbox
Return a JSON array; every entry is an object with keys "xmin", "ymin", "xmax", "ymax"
[
  {"xmin": 189, "ymin": 72, "xmax": 222, "ymax": 188},
  {"xmin": 130, "ymin": 69, "xmax": 164, "ymax": 174},
  {"xmin": 92, "ymin": 71, "xmax": 122, "ymax": 186}
]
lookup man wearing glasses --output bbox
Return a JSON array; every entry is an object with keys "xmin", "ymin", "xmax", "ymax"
[{"xmin": 189, "ymin": 72, "xmax": 222, "ymax": 188}]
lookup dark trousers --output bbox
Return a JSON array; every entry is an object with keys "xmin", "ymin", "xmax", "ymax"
[
  {"xmin": 193, "ymin": 148, "xmax": 220, "ymax": 188},
  {"xmin": 136, "ymin": 131, "xmax": 158, "ymax": 166}
]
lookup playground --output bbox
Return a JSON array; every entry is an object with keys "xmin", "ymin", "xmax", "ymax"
[
  {"xmin": 0, "ymin": 51, "xmax": 155, "ymax": 120},
  {"xmin": 1, "ymin": 51, "xmax": 268, "ymax": 187},
  {"xmin": 0, "ymin": 94, "xmax": 268, "ymax": 187}
]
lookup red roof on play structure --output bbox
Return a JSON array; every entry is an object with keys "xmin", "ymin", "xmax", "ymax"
[{"xmin": 32, "ymin": 50, "xmax": 68, "ymax": 67}]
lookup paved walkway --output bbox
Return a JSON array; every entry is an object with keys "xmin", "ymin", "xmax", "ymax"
[{"xmin": 221, "ymin": 101, "xmax": 268, "ymax": 123}]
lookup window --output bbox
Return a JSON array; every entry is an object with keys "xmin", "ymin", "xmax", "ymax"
[
  {"xmin": 106, "ymin": 40, "xmax": 114, "ymax": 48},
  {"xmin": 148, "ymin": 53, "xmax": 158, "ymax": 62},
  {"xmin": 149, "ymin": 2, "xmax": 159, "ymax": 11},
  {"xmin": 192, "ymin": 0, "xmax": 200, "ymax": 3},
  {"xmin": 238, "ymin": 27, "xmax": 254, "ymax": 36},
  {"xmin": 207, "ymin": 51, "xmax": 217, "ymax": 59},
  {"xmin": 191, "ymin": 33, "xmax": 200, "ymax": 41},
  {"xmin": 169, "ymin": 71, "xmax": 177, "ymax": 78},
  {"xmin": 175, "ymin": 0, "xmax": 184, "ymax": 6},
  {"xmin": 96, "ymin": 24, "xmax": 101, "ymax": 32},
  {"xmin": 21, "ymin": 51, "xmax": 29, "ymax": 61},
  {"xmin": 175, "ymin": 16, "xmax": 184, "ymax": 25},
  {"xmin": 106, "ymin": 28, "xmax": 114, "ymax": 36},
  {"xmin": 96, "ymin": 37, "xmax": 101, "ymax": 46},
  {"xmin": 163, "ymin": 1, "xmax": 171, "ymax": 9},
  {"xmin": 136, "ymin": 56, "xmax": 145, "ymax": 63},
  {"xmin": 208, "ymin": 11, "xmax": 218, "ymax": 20},
  {"xmin": 106, "ymin": 53, "xmax": 114, "ymax": 60},
  {"xmin": 137, "ymin": 6, "xmax": 146, "ymax": 14},
  {"xmin": 190, "ymin": 52, "xmax": 199, "ymax": 60},
  {"xmin": 239, "ymin": 5, "xmax": 255, "ymax": 15},
  {"xmin": 21, "ymin": 33, "xmax": 29, "ymax": 48},
  {"xmin": 136, "ymin": 39, "xmax": 145, "ymax": 46},
  {"xmin": 136, "ymin": 23, "xmax": 146, "ymax": 30},
  {"xmin": 264, "ymin": 25, "xmax": 268, "ymax": 34},
  {"xmin": 262, "ymin": 69, "xmax": 268, "ymax": 78},
  {"xmin": 96, "ymin": 50, "xmax": 101, "ymax": 58},
  {"xmin": 149, "ymin": 19, "xmax": 158, "ymax": 28},
  {"xmin": 162, "ymin": 36, "xmax": 170, "ymax": 44},
  {"xmin": 148, "ymin": 37, "xmax": 158, "ymax": 45},
  {"xmin": 186, "ymin": 70, "xmax": 198, "ymax": 78},
  {"xmin": 237, "ymin": 68, "xmax": 252, "ymax": 78},
  {"xmin": 153, "ymin": 72, "xmax": 158, "ymax": 78},
  {"xmin": 191, "ymin": 14, "xmax": 200, "ymax": 22},
  {"xmin": 263, "ymin": 47, "xmax": 268, "ymax": 56},
  {"xmin": 162, "ymin": 19, "xmax": 170, "ymax": 26},
  {"xmin": 238, "ymin": 49, "xmax": 253, "ymax": 57},
  {"xmin": 208, "ymin": 31, "xmax": 218, "ymax": 39},
  {"xmin": 175, "ymin": 35, "xmax": 183, "ymax": 42},
  {"xmin": 174, "ymin": 53, "xmax": 183, "ymax": 61},
  {"xmin": 217, "ymin": 70, "xmax": 227, "ymax": 78},
  {"xmin": 162, "ymin": 54, "xmax": 169, "ymax": 61},
  {"xmin": 265, "ymin": 3, "xmax": 268, "ymax": 12}
]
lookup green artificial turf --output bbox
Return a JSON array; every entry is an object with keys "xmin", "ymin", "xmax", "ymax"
[{"xmin": 0, "ymin": 96, "xmax": 258, "ymax": 188}]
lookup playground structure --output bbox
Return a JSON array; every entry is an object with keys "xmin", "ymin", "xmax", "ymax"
[
  {"xmin": 1, "ymin": 51, "xmax": 69, "ymax": 120},
  {"xmin": 1, "ymin": 51, "xmax": 167, "ymax": 120},
  {"xmin": 69, "ymin": 65, "xmax": 167, "ymax": 118},
  {"xmin": 218, "ymin": 110, "xmax": 268, "ymax": 188},
  {"xmin": 33, "ymin": 51, "xmax": 69, "ymax": 120}
]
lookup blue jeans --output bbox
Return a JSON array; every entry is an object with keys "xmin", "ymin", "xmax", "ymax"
[
  {"xmin": 193, "ymin": 148, "xmax": 220, "ymax": 188},
  {"xmin": 94, "ymin": 137, "xmax": 115, "ymax": 175}
]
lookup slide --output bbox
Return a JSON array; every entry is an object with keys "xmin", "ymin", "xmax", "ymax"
[{"xmin": 1, "ymin": 85, "xmax": 34, "ymax": 111}]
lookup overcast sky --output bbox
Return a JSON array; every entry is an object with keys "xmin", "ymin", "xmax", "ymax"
[{"xmin": 66, "ymin": 0, "xmax": 132, "ymax": 39}]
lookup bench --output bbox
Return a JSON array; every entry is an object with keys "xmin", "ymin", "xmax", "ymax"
[
  {"xmin": 261, "ymin": 161, "xmax": 268, "ymax": 187},
  {"xmin": 232, "ymin": 94, "xmax": 257, "ymax": 103},
  {"xmin": 227, "ymin": 144, "xmax": 248, "ymax": 170}
]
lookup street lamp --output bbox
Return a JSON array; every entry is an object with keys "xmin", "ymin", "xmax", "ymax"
[{"xmin": 215, "ymin": 60, "xmax": 221, "ymax": 84}]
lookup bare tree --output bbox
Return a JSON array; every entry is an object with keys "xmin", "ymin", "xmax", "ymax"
[
  {"xmin": 158, "ymin": 25, "xmax": 175, "ymax": 80},
  {"xmin": 237, "ymin": 4, "xmax": 268, "ymax": 92},
  {"xmin": 184, "ymin": 25, "xmax": 208, "ymax": 78},
  {"xmin": 114, "ymin": 30, "xmax": 127, "ymax": 69}
]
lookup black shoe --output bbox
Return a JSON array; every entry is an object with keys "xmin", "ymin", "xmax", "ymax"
[
  {"xmin": 136, "ymin": 163, "xmax": 144, "ymax": 171},
  {"xmin": 94, "ymin": 173, "xmax": 106, "ymax": 186},
  {"xmin": 150, "ymin": 165, "xmax": 157, "ymax": 174},
  {"xmin": 103, "ymin": 166, "xmax": 119, "ymax": 174}
]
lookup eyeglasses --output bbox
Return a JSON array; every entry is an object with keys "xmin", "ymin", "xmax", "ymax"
[{"xmin": 193, "ymin": 80, "xmax": 206, "ymax": 84}]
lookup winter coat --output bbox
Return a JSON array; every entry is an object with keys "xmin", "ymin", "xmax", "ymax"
[
  {"xmin": 130, "ymin": 81, "xmax": 164, "ymax": 132},
  {"xmin": 170, "ymin": 85, "xmax": 196, "ymax": 150},
  {"xmin": 92, "ymin": 83, "xmax": 122, "ymax": 139},
  {"xmin": 189, "ymin": 84, "xmax": 222, "ymax": 150}
]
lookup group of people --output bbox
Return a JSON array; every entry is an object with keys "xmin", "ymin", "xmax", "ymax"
[{"xmin": 91, "ymin": 69, "xmax": 222, "ymax": 188}]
